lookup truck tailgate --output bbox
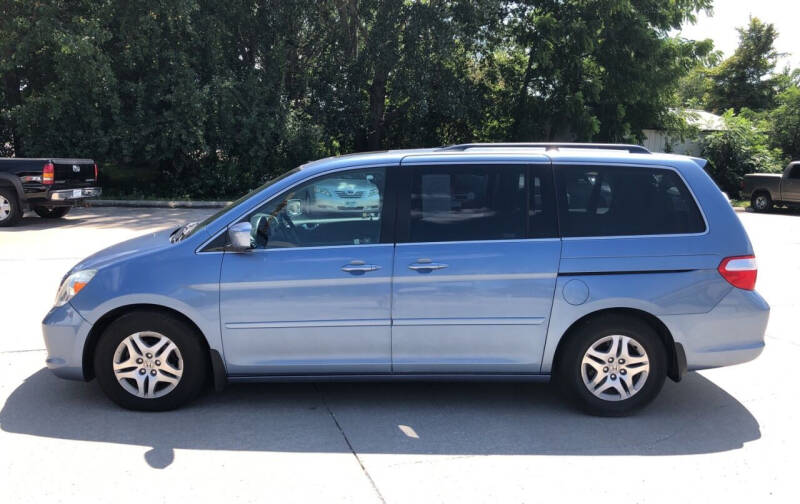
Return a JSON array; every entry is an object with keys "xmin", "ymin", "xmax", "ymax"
[{"xmin": 53, "ymin": 159, "xmax": 96, "ymax": 187}]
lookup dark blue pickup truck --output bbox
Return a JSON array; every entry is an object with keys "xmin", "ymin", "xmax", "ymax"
[{"xmin": 0, "ymin": 158, "xmax": 101, "ymax": 227}]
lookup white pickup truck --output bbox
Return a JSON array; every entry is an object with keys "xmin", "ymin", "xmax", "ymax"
[{"xmin": 742, "ymin": 162, "xmax": 800, "ymax": 212}]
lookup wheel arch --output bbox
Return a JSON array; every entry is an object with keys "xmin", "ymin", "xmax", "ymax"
[
  {"xmin": 751, "ymin": 189, "xmax": 773, "ymax": 201},
  {"xmin": 0, "ymin": 173, "xmax": 25, "ymax": 208},
  {"xmin": 82, "ymin": 303, "xmax": 215, "ymax": 382},
  {"xmin": 550, "ymin": 307, "xmax": 684, "ymax": 383}
]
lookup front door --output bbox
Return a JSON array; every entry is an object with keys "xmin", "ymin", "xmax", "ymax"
[
  {"xmin": 391, "ymin": 160, "xmax": 561, "ymax": 373},
  {"xmin": 220, "ymin": 166, "xmax": 394, "ymax": 375}
]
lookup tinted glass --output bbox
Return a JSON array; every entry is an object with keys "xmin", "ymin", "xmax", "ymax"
[
  {"xmin": 556, "ymin": 165, "xmax": 706, "ymax": 237},
  {"xmin": 528, "ymin": 165, "xmax": 558, "ymax": 238},
  {"xmin": 186, "ymin": 167, "xmax": 300, "ymax": 239},
  {"xmin": 790, "ymin": 165, "xmax": 800, "ymax": 179},
  {"xmin": 243, "ymin": 167, "xmax": 386, "ymax": 248},
  {"xmin": 409, "ymin": 165, "xmax": 527, "ymax": 242}
]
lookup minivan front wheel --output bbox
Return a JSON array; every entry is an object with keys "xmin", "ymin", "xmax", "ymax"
[
  {"xmin": 557, "ymin": 315, "xmax": 667, "ymax": 416},
  {"xmin": 94, "ymin": 311, "xmax": 208, "ymax": 411}
]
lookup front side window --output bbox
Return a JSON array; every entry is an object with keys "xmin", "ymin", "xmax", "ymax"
[
  {"xmin": 556, "ymin": 165, "xmax": 706, "ymax": 237},
  {"xmin": 409, "ymin": 164, "xmax": 527, "ymax": 242},
  {"xmin": 243, "ymin": 167, "xmax": 386, "ymax": 249}
]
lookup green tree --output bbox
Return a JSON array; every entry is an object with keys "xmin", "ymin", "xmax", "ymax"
[
  {"xmin": 702, "ymin": 110, "xmax": 783, "ymax": 195},
  {"xmin": 707, "ymin": 18, "xmax": 782, "ymax": 113},
  {"xmin": 498, "ymin": 0, "xmax": 713, "ymax": 142},
  {"xmin": 770, "ymin": 86, "xmax": 800, "ymax": 160},
  {"xmin": 0, "ymin": 0, "xmax": 118, "ymax": 158},
  {"xmin": 0, "ymin": 0, "xmax": 725, "ymax": 199},
  {"xmin": 675, "ymin": 41, "xmax": 721, "ymax": 108}
]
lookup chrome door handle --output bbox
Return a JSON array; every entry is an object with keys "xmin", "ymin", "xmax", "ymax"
[
  {"xmin": 408, "ymin": 261, "xmax": 448, "ymax": 272},
  {"xmin": 341, "ymin": 261, "xmax": 381, "ymax": 274}
]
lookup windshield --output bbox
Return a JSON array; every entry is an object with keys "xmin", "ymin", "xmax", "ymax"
[{"xmin": 177, "ymin": 168, "xmax": 301, "ymax": 241}]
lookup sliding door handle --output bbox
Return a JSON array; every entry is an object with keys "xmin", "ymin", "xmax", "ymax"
[{"xmin": 409, "ymin": 262, "xmax": 448, "ymax": 272}]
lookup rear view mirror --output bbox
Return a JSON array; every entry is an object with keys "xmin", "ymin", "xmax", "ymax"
[{"xmin": 228, "ymin": 222, "xmax": 254, "ymax": 251}]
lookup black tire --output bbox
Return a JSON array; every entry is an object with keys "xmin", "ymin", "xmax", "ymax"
[
  {"xmin": 0, "ymin": 187, "xmax": 22, "ymax": 227},
  {"xmin": 34, "ymin": 206, "xmax": 70, "ymax": 218},
  {"xmin": 94, "ymin": 310, "xmax": 208, "ymax": 411},
  {"xmin": 751, "ymin": 192, "xmax": 773, "ymax": 212},
  {"xmin": 556, "ymin": 314, "xmax": 667, "ymax": 416}
]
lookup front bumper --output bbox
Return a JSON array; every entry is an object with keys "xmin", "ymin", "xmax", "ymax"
[
  {"xmin": 661, "ymin": 287, "xmax": 770, "ymax": 371},
  {"xmin": 49, "ymin": 187, "xmax": 102, "ymax": 201},
  {"xmin": 42, "ymin": 302, "xmax": 93, "ymax": 381}
]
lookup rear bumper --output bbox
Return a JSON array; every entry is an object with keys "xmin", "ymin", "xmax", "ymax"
[
  {"xmin": 49, "ymin": 187, "xmax": 102, "ymax": 201},
  {"xmin": 661, "ymin": 288, "xmax": 769, "ymax": 371},
  {"xmin": 22, "ymin": 186, "xmax": 101, "ymax": 208},
  {"xmin": 42, "ymin": 302, "xmax": 93, "ymax": 381}
]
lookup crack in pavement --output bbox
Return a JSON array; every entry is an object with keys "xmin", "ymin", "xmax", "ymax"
[{"xmin": 314, "ymin": 383, "xmax": 386, "ymax": 503}]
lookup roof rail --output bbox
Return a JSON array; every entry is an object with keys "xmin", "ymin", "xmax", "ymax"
[{"xmin": 439, "ymin": 143, "xmax": 651, "ymax": 154}]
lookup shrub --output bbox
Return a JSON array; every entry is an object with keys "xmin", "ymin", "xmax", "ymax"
[{"xmin": 701, "ymin": 110, "xmax": 784, "ymax": 196}]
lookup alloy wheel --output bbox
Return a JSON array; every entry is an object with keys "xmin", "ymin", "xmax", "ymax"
[
  {"xmin": 581, "ymin": 334, "xmax": 650, "ymax": 401},
  {"xmin": 112, "ymin": 331, "xmax": 183, "ymax": 398}
]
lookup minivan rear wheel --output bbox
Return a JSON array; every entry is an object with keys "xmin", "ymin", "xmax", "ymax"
[
  {"xmin": 94, "ymin": 310, "xmax": 208, "ymax": 411},
  {"xmin": 557, "ymin": 314, "xmax": 667, "ymax": 416}
]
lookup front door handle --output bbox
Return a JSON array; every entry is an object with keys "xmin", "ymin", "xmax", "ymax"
[
  {"xmin": 341, "ymin": 260, "xmax": 381, "ymax": 274},
  {"xmin": 408, "ymin": 259, "xmax": 448, "ymax": 272}
]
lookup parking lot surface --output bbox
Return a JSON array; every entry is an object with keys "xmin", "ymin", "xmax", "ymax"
[{"xmin": 1, "ymin": 207, "xmax": 798, "ymax": 503}]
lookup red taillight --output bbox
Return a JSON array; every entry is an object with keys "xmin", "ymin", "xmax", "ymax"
[
  {"xmin": 94, "ymin": 163, "xmax": 98, "ymax": 181},
  {"xmin": 718, "ymin": 255, "xmax": 757, "ymax": 290},
  {"xmin": 42, "ymin": 162, "xmax": 54, "ymax": 185}
]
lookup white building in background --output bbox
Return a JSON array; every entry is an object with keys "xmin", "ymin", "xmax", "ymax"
[{"xmin": 642, "ymin": 109, "xmax": 726, "ymax": 156}]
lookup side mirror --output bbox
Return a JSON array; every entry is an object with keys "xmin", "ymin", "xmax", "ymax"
[{"xmin": 228, "ymin": 222, "xmax": 254, "ymax": 251}]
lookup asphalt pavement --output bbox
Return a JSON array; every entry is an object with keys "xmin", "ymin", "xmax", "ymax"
[{"xmin": 0, "ymin": 207, "xmax": 798, "ymax": 503}]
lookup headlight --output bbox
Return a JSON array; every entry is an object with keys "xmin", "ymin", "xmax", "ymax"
[{"xmin": 55, "ymin": 269, "xmax": 97, "ymax": 307}]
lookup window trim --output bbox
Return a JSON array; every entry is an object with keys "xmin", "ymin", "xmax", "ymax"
[
  {"xmin": 553, "ymin": 162, "xmax": 710, "ymax": 241},
  {"xmin": 395, "ymin": 161, "xmax": 557, "ymax": 244},
  {"xmin": 196, "ymin": 163, "xmax": 398, "ymax": 253}
]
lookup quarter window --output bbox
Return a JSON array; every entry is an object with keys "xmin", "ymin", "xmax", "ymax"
[
  {"xmin": 243, "ymin": 167, "xmax": 386, "ymax": 249},
  {"xmin": 556, "ymin": 165, "xmax": 706, "ymax": 237}
]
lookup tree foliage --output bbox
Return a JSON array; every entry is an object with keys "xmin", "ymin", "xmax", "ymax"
[
  {"xmin": 702, "ymin": 110, "xmax": 783, "ymax": 195},
  {"xmin": 769, "ymin": 86, "xmax": 800, "ymax": 161},
  {"xmin": 706, "ymin": 17, "xmax": 783, "ymax": 113},
  {"xmin": 1, "ymin": 0, "xmax": 714, "ymax": 198}
]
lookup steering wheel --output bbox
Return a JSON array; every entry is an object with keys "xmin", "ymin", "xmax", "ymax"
[
  {"xmin": 276, "ymin": 211, "xmax": 300, "ymax": 245},
  {"xmin": 251, "ymin": 211, "xmax": 300, "ymax": 248}
]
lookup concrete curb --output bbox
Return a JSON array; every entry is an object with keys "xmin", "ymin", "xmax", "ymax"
[
  {"xmin": 733, "ymin": 206, "xmax": 749, "ymax": 212},
  {"xmin": 88, "ymin": 199, "xmax": 231, "ymax": 209}
]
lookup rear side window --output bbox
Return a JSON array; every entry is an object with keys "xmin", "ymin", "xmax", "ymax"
[
  {"xmin": 790, "ymin": 165, "xmax": 800, "ymax": 179},
  {"xmin": 555, "ymin": 165, "xmax": 706, "ymax": 237}
]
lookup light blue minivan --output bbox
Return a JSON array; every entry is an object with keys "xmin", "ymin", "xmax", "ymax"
[{"xmin": 42, "ymin": 144, "xmax": 769, "ymax": 415}]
